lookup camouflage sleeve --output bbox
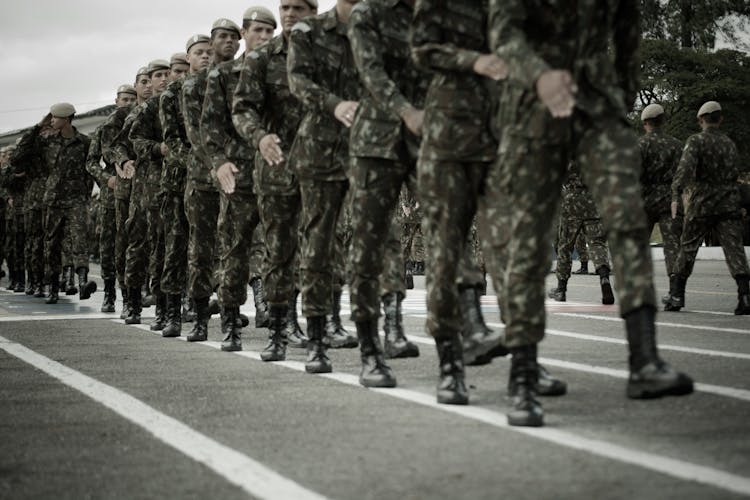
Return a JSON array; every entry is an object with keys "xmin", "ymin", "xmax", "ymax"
[
  {"xmin": 9, "ymin": 125, "xmax": 43, "ymax": 175},
  {"xmin": 109, "ymin": 113, "xmax": 136, "ymax": 167},
  {"xmin": 410, "ymin": 0, "xmax": 482, "ymax": 73},
  {"xmin": 160, "ymin": 87, "xmax": 189, "ymax": 165},
  {"xmin": 350, "ymin": 3, "xmax": 412, "ymax": 117},
  {"xmin": 288, "ymin": 21, "xmax": 342, "ymax": 115},
  {"xmin": 129, "ymin": 101, "xmax": 161, "ymax": 161},
  {"xmin": 85, "ymin": 127, "xmax": 110, "ymax": 188},
  {"xmin": 201, "ymin": 68, "xmax": 231, "ymax": 170},
  {"xmin": 100, "ymin": 112, "xmax": 122, "ymax": 166},
  {"xmin": 672, "ymin": 135, "xmax": 699, "ymax": 202},
  {"xmin": 614, "ymin": 0, "xmax": 640, "ymax": 108},
  {"xmin": 232, "ymin": 50, "xmax": 269, "ymax": 149},
  {"xmin": 181, "ymin": 75, "xmax": 206, "ymax": 158},
  {"xmin": 487, "ymin": 0, "xmax": 550, "ymax": 89}
]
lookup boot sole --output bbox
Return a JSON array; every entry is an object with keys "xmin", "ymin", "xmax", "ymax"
[
  {"xmin": 186, "ymin": 336, "xmax": 207, "ymax": 342},
  {"xmin": 305, "ymin": 364, "xmax": 333, "ymax": 374},
  {"xmin": 161, "ymin": 331, "xmax": 181, "ymax": 338},
  {"xmin": 385, "ymin": 346, "xmax": 420, "ymax": 359},
  {"xmin": 601, "ymin": 283, "xmax": 615, "ymax": 305},
  {"xmin": 507, "ymin": 413, "xmax": 544, "ymax": 427},
  {"xmin": 437, "ymin": 394, "xmax": 469, "ymax": 405},
  {"xmin": 626, "ymin": 380, "xmax": 694, "ymax": 399},
  {"xmin": 221, "ymin": 345, "xmax": 243, "ymax": 352},
  {"xmin": 360, "ymin": 377, "xmax": 397, "ymax": 388}
]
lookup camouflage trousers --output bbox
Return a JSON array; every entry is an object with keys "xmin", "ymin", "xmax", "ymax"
[
  {"xmin": 44, "ymin": 207, "xmax": 89, "ymax": 280},
  {"xmin": 418, "ymin": 159, "xmax": 486, "ymax": 340},
  {"xmin": 185, "ymin": 187, "xmax": 219, "ymax": 300},
  {"xmin": 148, "ymin": 195, "xmax": 165, "ymax": 294},
  {"xmin": 555, "ymin": 215, "xmax": 610, "ymax": 281},
  {"xmin": 349, "ymin": 157, "xmax": 416, "ymax": 321},
  {"xmin": 9, "ymin": 209, "xmax": 24, "ymax": 278},
  {"xmin": 575, "ymin": 232, "xmax": 589, "ymax": 262},
  {"xmin": 98, "ymin": 202, "xmax": 116, "ymax": 281},
  {"xmin": 456, "ymin": 219, "xmax": 486, "ymax": 289},
  {"xmin": 380, "ymin": 216, "xmax": 407, "ymax": 298},
  {"xmin": 646, "ymin": 210, "xmax": 682, "ymax": 277},
  {"xmin": 124, "ymin": 185, "xmax": 151, "ymax": 289},
  {"xmin": 249, "ymin": 224, "xmax": 265, "ymax": 282},
  {"xmin": 217, "ymin": 190, "xmax": 261, "ymax": 308},
  {"xmin": 675, "ymin": 212, "xmax": 749, "ymax": 279},
  {"xmin": 334, "ymin": 193, "xmax": 352, "ymax": 295},
  {"xmin": 299, "ymin": 179, "xmax": 348, "ymax": 318},
  {"xmin": 114, "ymin": 197, "xmax": 130, "ymax": 288},
  {"xmin": 160, "ymin": 192, "xmax": 188, "ymax": 295},
  {"xmin": 495, "ymin": 118, "xmax": 655, "ymax": 346},
  {"xmin": 24, "ymin": 208, "xmax": 44, "ymax": 283},
  {"xmin": 258, "ymin": 192, "xmax": 300, "ymax": 306}
]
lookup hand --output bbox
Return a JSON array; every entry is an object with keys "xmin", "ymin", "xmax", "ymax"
[
  {"xmin": 160, "ymin": 142, "xmax": 169, "ymax": 157},
  {"xmin": 216, "ymin": 162, "xmax": 239, "ymax": 194},
  {"xmin": 473, "ymin": 54, "xmax": 507, "ymax": 81},
  {"xmin": 120, "ymin": 160, "xmax": 136, "ymax": 179},
  {"xmin": 7, "ymin": 197, "xmax": 13, "ymax": 209},
  {"xmin": 259, "ymin": 134, "xmax": 284, "ymax": 166},
  {"xmin": 401, "ymin": 107, "xmax": 424, "ymax": 136},
  {"xmin": 334, "ymin": 101, "xmax": 359, "ymax": 128},
  {"xmin": 107, "ymin": 176, "xmax": 117, "ymax": 189},
  {"xmin": 536, "ymin": 70, "xmax": 577, "ymax": 118},
  {"xmin": 671, "ymin": 201, "xmax": 678, "ymax": 219}
]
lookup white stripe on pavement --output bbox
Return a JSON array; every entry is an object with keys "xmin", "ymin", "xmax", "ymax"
[
  {"xmin": 0, "ymin": 335, "xmax": 328, "ymax": 500},
  {"xmin": 555, "ymin": 312, "xmax": 750, "ymax": 335}
]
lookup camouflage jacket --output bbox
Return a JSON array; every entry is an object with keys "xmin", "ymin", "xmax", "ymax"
[
  {"xmin": 159, "ymin": 79, "xmax": 190, "ymax": 194},
  {"xmin": 561, "ymin": 162, "xmax": 600, "ymax": 220},
  {"xmin": 672, "ymin": 127, "xmax": 743, "ymax": 218},
  {"xmin": 288, "ymin": 8, "xmax": 362, "ymax": 181},
  {"xmin": 12, "ymin": 125, "xmax": 92, "ymax": 209},
  {"xmin": 182, "ymin": 68, "xmax": 216, "ymax": 191},
  {"xmin": 129, "ymin": 95, "xmax": 166, "ymax": 205},
  {"xmin": 233, "ymin": 34, "xmax": 302, "ymax": 196},
  {"xmin": 639, "ymin": 129, "xmax": 682, "ymax": 215},
  {"xmin": 107, "ymin": 104, "xmax": 149, "ymax": 199},
  {"xmin": 411, "ymin": 0, "xmax": 497, "ymax": 162},
  {"xmin": 488, "ymin": 0, "xmax": 639, "ymax": 139},
  {"xmin": 202, "ymin": 57, "xmax": 254, "ymax": 191},
  {"xmin": 100, "ymin": 105, "xmax": 133, "ymax": 200},
  {"xmin": 85, "ymin": 124, "xmax": 115, "ymax": 207},
  {"xmin": 21, "ymin": 143, "xmax": 48, "ymax": 212}
]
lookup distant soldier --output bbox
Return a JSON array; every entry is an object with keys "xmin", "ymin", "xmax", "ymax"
[
  {"xmin": 1, "ymin": 146, "xmax": 26, "ymax": 293},
  {"xmin": 665, "ymin": 101, "xmax": 750, "ymax": 315}
]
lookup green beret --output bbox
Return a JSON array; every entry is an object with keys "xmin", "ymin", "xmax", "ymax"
[
  {"xmin": 243, "ymin": 6, "xmax": 277, "ymax": 28},
  {"xmin": 697, "ymin": 101, "xmax": 721, "ymax": 118},
  {"xmin": 136, "ymin": 66, "xmax": 150, "ymax": 78},
  {"xmin": 211, "ymin": 18, "xmax": 241, "ymax": 36},
  {"xmin": 641, "ymin": 103, "xmax": 664, "ymax": 121},
  {"xmin": 186, "ymin": 34, "xmax": 210, "ymax": 53},
  {"xmin": 170, "ymin": 53, "xmax": 189, "ymax": 67},
  {"xmin": 147, "ymin": 59, "xmax": 171, "ymax": 75},
  {"xmin": 50, "ymin": 102, "xmax": 76, "ymax": 118},
  {"xmin": 117, "ymin": 84, "xmax": 137, "ymax": 96}
]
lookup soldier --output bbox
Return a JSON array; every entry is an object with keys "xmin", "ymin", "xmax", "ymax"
[
  {"xmin": 181, "ymin": 19, "xmax": 240, "ymax": 342},
  {"xmin": 488, "ymin": 0, "xmax": 693, "ymax": 426},
  {"xmin": 102, "ymin": 67, "xmax": 151, "ymax": 318},
  {"xmin": 160, "ymin": 36, "xmax": 212, "ymax": 338},
  {"xmin": 638, "ymin": 103, "xmax": 684, "ymax": 284},
  {"xmin": 11, "ymin": 103, "xmax": 97, "ymax": 304},
  {"xmin": 18, "ymin": 126, "xmax": 48, "ymax": 298},
  {"xmin": 1, "ymin": 146, "xmax": 26, "ymax": 293},
  {"xmin": 665, "ymin": 101, "xmax": 750, "ymax": 315},
  {"xmin": 548, "ymin": 162, "xmax": 615, "ymax": 305},
  {"xmin": 203, "ymin": 8, "xmax": 274, "ymax": 352},
  {"xmin": 233, "ymin": 0, "xmax": 318, "ymax": 359},
  {"xmin": 86, "ymin": 84, "xmax": 138, "ymax": 312}
]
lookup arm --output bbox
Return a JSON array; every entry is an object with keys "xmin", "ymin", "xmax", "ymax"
[
  {"xmin": 410, "ymin": 0, "xmax": 481, "ymax": 73},
  {"xmin": 160, "ymin": 86, "xmax": 189, "ymax": 164},
  {"xmin": 182, "ymin": 75, "xmax": 208, "ymax": 160},
  {"xmin": 108, "ymin": 112, "xmax": 137, "ymax": 167},
  {"xmin": 10, "ymin": 125, "xmax": 43, "ymax": 175},
  {"xmin": 85, "ymin": 127, "xmax": 111, "ymax": 188},
  {"xmin": 129, "ymin": 100, "xmax": 162, "ymax": 161},
  {"xmin": 672, "ymin": 137, "xmax": 698, "ymax": 203},
  {"xmin": 232, "ymin": 50, "xmax": 269, "ymax": 149},
  {"xmin": 200, "ymin": 68, "xmax": 232, "ymax": 171}
]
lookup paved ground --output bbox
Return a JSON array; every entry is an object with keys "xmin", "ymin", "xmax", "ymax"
[{"xmin": 0, "ymin": 261, "xmax": 748, "ymax": 500}]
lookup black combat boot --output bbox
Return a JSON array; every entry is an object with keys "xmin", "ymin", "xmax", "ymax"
[
  {"xmin": 220, "ymin": 306, "xmax": 242, "ymax": 352},
  {"xmin": 507, "ymin": 345, "xmax": 544, "ymax": 427},
  {"xmin": 125, "ymin": 287, "xmax": 142, "ymax": 324},
  {"xmin": 404, "ymin": 261, "xmax": 414, "ymax": 290},
  {"xmin": 66, "ymin": 266, "xmax": 78, "ymax": 295},
  {"xmin": 45, "ymin": 275, "xmax": 60, "ymax": 304},
  {"xmin": 25, "ymin": 272, "xmax": 34, "ymax": 295},
  {"xmin": 186, "ymin": 297, "xmax": 210, "ymax": 342},
  {"xmin": 182, "ymin": 295, "xmax": 196, "ymax": 323},
  {"xmin": 100, "ymin": 278, "xmax": 116, "ymax": 313},
  {"xmin": 382, "ymin": 292, "xmax": 419, "ymax": 359},
  {"xmin": 460, "ymin": 286, "xmax": 507, "ymax": 366},
  {"xmin": 436, "ymin": 334, "xmax": 468, "ymax": 405},
  {"xmin": 285, "ymin": 290, "xmax": 308, "ymax": 348},
  {"xmin": 597, "ymin": 266, "xmax": 615, "ymax": 305},
  {"xmin": 356, "ymin": 319, "xmax": 396, "ymax": 388},
  {"xmin": 119, "ymin": 287, "xmax": 130, "ymax": 319},
  {"xmin": 327, "ymin": 289, "xmax": 358, "ymax": 348},
  {"xmin": 413, "ymin": 261, "xmax": 425, "ymax": 276},
  {"xmin": 624, "ymin": 306, "xmax": 693, "ymax": 398},
  {"xmin": 573, "ymin": 260, "xmax": 590, "ymax": 275},
  {"xmin": 547, "ymin": 279, "xmax": 567, "ymax": 302},
  {"xmin": 150, "ymin": 292, "xmax": 167, "ymax": 331},
  {"xmin": 663, "ymin": 274, "xmax": 686, "ymax": 311},
  {"xmin": 536, "ymin": 364, "xmax": 568, "ymax": 396},
  {"xmin": 76, "ymin": 267, "xmax": 97, "ymax": 300},
  {"xmin": 734, "ymin": 275, "xmax": 750, "ymax": 315},
  {"xmin": 13, "ymin": 269, "xmax": 25, "ymax": 293},
  {"xmin": 250, "ymin": 277, "xmax": 270, "ymax": 328},
  {"xmin": 33, "ymin": 276, "xmax": 45, "ymax": 298},
  {"xmin": 261, "ymin": 305, "xmax": 288, "ymax": 362},
  {"xmin": 162, "ymin": 294, "xmax": 183, "ymax": 338},
  {"xmin": 305, "ymin": 316, "xmax": 332, "ymax": 374}
]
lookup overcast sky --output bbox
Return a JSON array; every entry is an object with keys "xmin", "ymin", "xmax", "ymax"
[{"xmin": 0, "ymin": 0, "xmax": 336, "ymax": 133}]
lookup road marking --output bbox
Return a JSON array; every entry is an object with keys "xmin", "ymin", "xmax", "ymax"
[
  {"xmin": 115, "ymin": 321, "xmax": 750, "ymax": 497},
  {"xmin": 0, "ymin": 335, "xmax": 328, "ymax": 500},
  {"xmin": 555, "ymin": 312, "xmax": 750, "ymax": 335}
]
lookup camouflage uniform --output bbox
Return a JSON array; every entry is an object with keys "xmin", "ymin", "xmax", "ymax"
[
  {"xmin": 671, "ymin": 128, "xmax": 749, "ymax": 279},
  {"xmin": 85, "ymin": 124, "xmax": 117, "ymax": 283},
  {"xmin": 639, "ymin": 128, "xmax": 684, "ymax": 276},
  {"xmin": 23, "ymin": 150, "xmax": 47, "ymax": 288},
  {"xmin": 1, "ymin": 167, "xmax": 26, "ymax": 288}
]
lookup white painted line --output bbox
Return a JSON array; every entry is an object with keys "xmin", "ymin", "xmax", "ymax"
[
  {"xmin": 112, "ymin": 321, "xmax": 750, "ymax": 497},
  {"xmin": 692, "ymin": 310, "xmax": 736, "ymax": 317},
  {"xmin": 555, "ymin": 312, "xmax": 750, "ymax": 335},
  {"xmin": 0, "ymin": 335, "xmax": 329, "ymax": 500}
]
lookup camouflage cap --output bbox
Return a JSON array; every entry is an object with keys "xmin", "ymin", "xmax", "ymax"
[
  {"xmin": 186, "ymin": 34, "xmax": 210, "ymax": 53},
  {"xmin": 697, "ymin": 101, "xmax": 721, "ymax": 118},
  {"xmin": 243, "ymin": 6, "xmax": 277, "ymax": 28},
  {"xmin": 136, "ymin": 66, "xmax": 150, "ymax": 78},
  {"xmin": 641, "ymin": 103, "xmax": 664, "ymax": 121},
  {"xmin": 117, "ymin": 84, "xmax": 137, "ymax": 96},
  {"xmin": 211, "ymin": 18, "xmax": 241, "ymax": 36},
  {"xmin": 49, "ymin": 102, "xmax": 76, "ymax": 118},
  {"xmin": 147, "ymin": 59, "xmax": 171, "ymax": 75},
  {"xmin": 170, "ymin": 52, "xmax": 189, "ymax": 67}
]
